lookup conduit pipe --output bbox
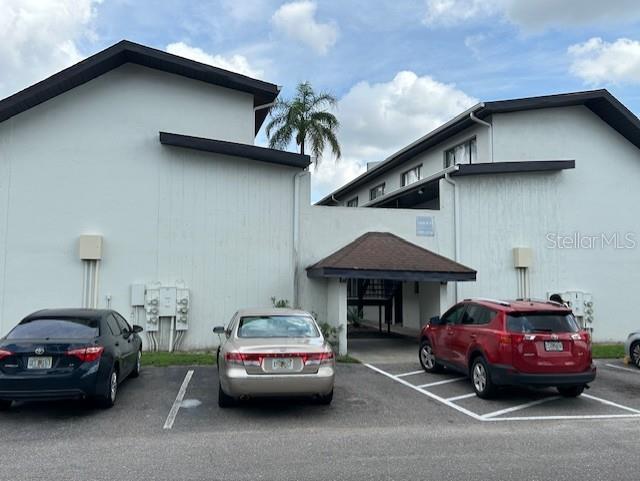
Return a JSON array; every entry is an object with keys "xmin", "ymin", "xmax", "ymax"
[
  {"xmin": 443, "ymin": 164, "xmax": 461, "ymax": 303},
  {"xmin": 292, "ymin": 170, "xmax": 307, "ymax": 307},
  {"xmin": 469, "ymin": 111, "xmax": 494, "ymax": 163}
]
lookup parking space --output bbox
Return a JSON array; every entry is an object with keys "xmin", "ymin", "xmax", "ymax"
[{"xmin": 365, "ymin": 359, "xmax": 640, "ymax": 422}]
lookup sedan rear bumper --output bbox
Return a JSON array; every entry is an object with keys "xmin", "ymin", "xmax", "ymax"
[
  {"xmin": 491, "ymin": 364, "xmax": 596, "ymax": 387},
  {"xmin": 221, "ymin": 366, "xmax": 335, "ymax": 397},
  {"xmin": 0, "ymin": 366, "xmax": 101, "ymax": 401}
]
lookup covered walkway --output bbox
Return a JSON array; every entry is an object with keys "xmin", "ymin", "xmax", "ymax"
[{"xmin": 306, "ymin": 232, "xmax": 476, "ymax": 355}]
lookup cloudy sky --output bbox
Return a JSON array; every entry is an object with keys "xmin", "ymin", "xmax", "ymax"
[{"xmin": 3, "ymin": 0, "xmax": 640, "ymax": 201}]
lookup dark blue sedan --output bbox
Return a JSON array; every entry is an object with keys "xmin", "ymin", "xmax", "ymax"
[{"xmin": 0, "ymin": 308, "xmax": 143, "ymax": 409}]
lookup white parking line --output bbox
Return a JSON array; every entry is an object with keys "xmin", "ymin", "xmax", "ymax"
[
  {"xmin": 582, "ymin": 393, "xmax": 640, "ymax": 414},
  {"xmin": 482, "ymin": 396, "xmax": 560, "ymax": 419},
  {"xmin": 163, "ymin": 369, "xmax": 194, "ymax": 430},
  {"xmin": 446, "ymin": 393, "xmax": 477, "ymax": 402},
  {"xmin": 604, "ymin": 363, "xmax": 640, "ymax": 375},
  {"xmin": 396, "ymin": 370, "xmax": 425, "ymax": 378},
  {"xmin": 365, "ymin": 363, "xmax": 484, "ymax": 421},
  {"xmin": 365, "ymin": 363, "xmax": 640, "ymax": 423},
  {"xmin": 416, "ymin": 377, "xmax": 466, "ymax": 388}
]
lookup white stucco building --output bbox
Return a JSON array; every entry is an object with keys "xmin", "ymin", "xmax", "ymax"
[{"xmin": 0, "ymin": 40, "xmax": 638, "ymax": 353}]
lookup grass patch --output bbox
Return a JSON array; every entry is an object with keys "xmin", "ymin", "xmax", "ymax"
[
  {"xmin": 336, "ymin": 354, "xmax": 360, "ymax": 364},
  {"xmin": 142, "ymin": 351, "xmax": 360, "ymax": 366},
  {"xmin": 592, "ymin": 343, "xmax": 625, "ymax": 359},
  {"xmin": 142, "ymin": 351, "xmax": 216, "ymax": 367}
]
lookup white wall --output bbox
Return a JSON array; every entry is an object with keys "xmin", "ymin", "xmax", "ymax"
[
  {"xmin": 458, "ymin": 106, "xmax": 640, "ymax": 341},
  {"xmin": 297, "ymin": 173, "xmax": 454, "ymax": 330},
  {"xmin": 343, "ymin": 124, "xmax": 488, "ymax": 206},
  {"xmin": 0, "ymin": 64, "xmax": 296, "ymax": 350}
]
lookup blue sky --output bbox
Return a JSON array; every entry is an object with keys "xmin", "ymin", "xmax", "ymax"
[{"xmin": 3, "ymin": 0, "xmax": 640, "ymax": 201}]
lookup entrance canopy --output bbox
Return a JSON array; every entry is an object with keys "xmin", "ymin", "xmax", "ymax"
[{"xmin": 306, "ymin": 232, "xmax": 476, "ymax": 282}]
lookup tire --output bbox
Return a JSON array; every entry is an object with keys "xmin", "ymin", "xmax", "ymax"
[
  {"xmin": 630, "ymin": 341, "xmax": 640, "ymax": 369},
  {"xmin": 0, "ymin": 400, "xmax": 11, "ymax": 411},
  {"xmin": 218, "ymin": 382, "xmax": 236, "ymax": 408},
  {"xmin": 95, "ymin": 367, "xmax": 118, "ymax": 409},
  {"xmin": 317, "ymin": 389, "xmax": 333, "ymax": 405},
  {"xmin": 130, "ymin": 350, "xmax": 142, "ymax": 378},
  {"xmin": 419, "ymin": 340, "xmax": 443, "ymax": 373},
  {"xmin": 557, "ymin": 385, "xmax": 585, "ymax": 398},
  {"xmin": 470, "ymin": 357, "xmax": 496, "ymax": 399}
]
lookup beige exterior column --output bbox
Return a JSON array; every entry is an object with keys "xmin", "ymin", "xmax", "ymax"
[{"xmin": 326, "ymin": 278, "xmax": 348, "ymax": 355}]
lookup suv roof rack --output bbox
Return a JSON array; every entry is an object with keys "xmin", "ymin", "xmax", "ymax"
[
  {"xmin": 464, "ymin": 298, "xmax": 511, "ymax": 307},
  {"xmin": 515, "ymin": 297, "xmax": 567, "ymax": 307}
]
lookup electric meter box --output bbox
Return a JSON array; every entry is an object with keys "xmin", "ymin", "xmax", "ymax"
[
  {"xmin": 513, "ymin": 247, "xmax": 533, "ymax": 268},
  {"xmin": 130, "ymin": 284, "xmax": 146, "ymax": 307},
  {"xmin": 159, "ymin": 287, "xmax": 177, "ymax": 316}
]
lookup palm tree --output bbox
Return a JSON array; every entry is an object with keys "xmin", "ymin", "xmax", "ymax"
[{"xmin": 266, "ymin": 81, "xmax": 341, "ymax": 167}]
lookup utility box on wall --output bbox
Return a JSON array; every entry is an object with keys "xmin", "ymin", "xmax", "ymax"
[
  {"xmin": 78, "ymin": 235, "xmax": 103, "ymax": 260},
  {"xmin": 513, "ymin": 247, "xmax": 533, "ymax": 268}
]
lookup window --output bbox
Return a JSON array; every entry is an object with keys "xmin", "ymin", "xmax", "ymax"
[
  {"xmin": 401, "ymin": 165, "xmax": 422, "ymax": 187},
  {"xmin": 106, "ymin": 315, "xmax": 120, "ymax": 336},
  {"xmin": 113, "ymin": 312, "xmax": 131, "ymax": 334},
  {"xmin": 462, "ymin": 305, "xmax": 497, "ymax": 325},
  {"xmin": 370, "ymin": 183, "xmax": 385, "ymax": 201},
  {"xmin": 237, "ymin": 315, "xmax": 320, "ymax": 338},
  {"xmin": 6, "ymin": 318, "xmax": 99, "ymax": 339},
  {"xmin": 441, "ymin": 304, "xmax": 467, "ymax": 325},
  {"xmin": 346, "ymin": 197, "xmax": 359, "ymax": 207},
  {"xmin": 507, "ymin": 313, "xmax": 579, "ymax": 334},
  {"xmin": 444, "ymin": 138, "xmax": 477, "ymax": 168}
]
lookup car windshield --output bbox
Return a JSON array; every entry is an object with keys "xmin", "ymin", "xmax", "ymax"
[
  {"xmin": 6, "ymin": 318, "xmax": 100, "ymax": 340},
  {"xmin": 237, "ymin": 315, "xmax": 320, "ymax": 338},
  {"xmin": 507, "ymin": 312, "xmax": 579, "ymax": 334}
]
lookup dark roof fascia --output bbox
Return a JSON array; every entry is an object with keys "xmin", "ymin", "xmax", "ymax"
[
  {"xmin": 0, "ymin": 40, "xmax": 280, "ymax": 134},
  {"xmin": 159, "ymin": 131, "xmax": 310, "ymax": 169},
  {"xmin": 317, "ymin": 89, "xmax": 640, "ymax": 205},
  {"xmin": 364, "ymin": 160, "xmax": 574, "ymax": 207},
  {"xmin": 452, "ymin": 160, "xmax": 575, "ymax": 177},
  {"xmin": 306, "ymin": 267, "xmax": 477, "ymax": 282}
]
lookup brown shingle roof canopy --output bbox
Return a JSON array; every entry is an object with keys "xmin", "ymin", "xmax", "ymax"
[{"xmin": 306, "ymin": 232, "xmax": 476, "ymax": 282}]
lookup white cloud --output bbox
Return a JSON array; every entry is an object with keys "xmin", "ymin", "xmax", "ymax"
[
  {"xmin": 568, "ymin": 37, "xmax": 640, "ymax": 85},
  {"xmin": 271, "ymin": 1, "xmax": 338, "ymax": 55},
  {"xmin": 165, "ymin": 42, "xmax": 264, "ymax": 79},
  {"xmin": 0, "ymin": 0, "xmax": 100, "ymax": 98},
  {"xmin": 311, "ymin": 71, "xmax": 477, "ymax": 200},
  {"xmin": 423, "ymin": 0, "xmax": 640, "ymax": 30},
  {"xmin": 221, "ymin": 0, "xmax": 274, "ymax": 22}
]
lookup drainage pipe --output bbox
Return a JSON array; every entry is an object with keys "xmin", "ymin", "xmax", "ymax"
[
  {"xmin": 469, "ymin": 112, "xmax": 493, "ymax": 163},
  {"xmin": 443, "ymin": 164, "xmax": 461, "ymax": 302}
]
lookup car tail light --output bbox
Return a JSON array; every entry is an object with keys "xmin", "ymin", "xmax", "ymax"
[
  {"xmin": 67, "ymin": 346, "xmax": 104, "ymax": 362},
  {"xmin": 0, "ymin": 349, "xmax": 12, "ymax": 361},
  {"xmin": 303, "ymin": 350, "xmax": 334, "ymax": 366},
  {"xmin": 224, "ymin": 351, "xmax": 334, "ymax": 367}
]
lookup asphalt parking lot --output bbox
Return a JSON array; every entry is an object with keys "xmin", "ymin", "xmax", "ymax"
[{"xmin": 1, "ymin": 359, "xmax": 639, "ymax": 481}]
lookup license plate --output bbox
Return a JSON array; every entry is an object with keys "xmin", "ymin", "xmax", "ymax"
[
  {"xmin": 272, "ymin": 358, "xmax": 294, "ymax": 370},
  {"xmin": 544, "ymin": 341, "xmax": 564, "ymax": 352},
  {"xmin": 27, "ymin": 357, "xmax": 52, "ymax": 369}
]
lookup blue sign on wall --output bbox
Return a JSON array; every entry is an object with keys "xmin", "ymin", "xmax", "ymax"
[{"xmin": 416, "ymin": 216, "xmax": 434, "ymax": 237}]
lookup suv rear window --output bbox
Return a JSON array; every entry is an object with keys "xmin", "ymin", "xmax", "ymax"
[
  {"xmin": 237, "ymin": 316, "xmax": 320, "ymax": 338},
  {"xmin": 506, "ymin": 312, "xmax": 579, "ymax": 334},
  {"xmin": 6, "ymin": 318, "xmax": 100, "ymax": 339}
]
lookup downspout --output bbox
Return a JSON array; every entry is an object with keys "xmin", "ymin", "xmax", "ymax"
[
  {"xmin": 469, "ymin": 111, "xmax": 494, "ymax": 163},
  {"xmin": 292, "ymin": 170, "xmax": 307, "ymax": 307},
  {"xmin": 443, "ymin": 164, "xmax": 461, "ymax": 302}
]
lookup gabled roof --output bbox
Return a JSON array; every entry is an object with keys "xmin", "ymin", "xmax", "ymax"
[
  {"xmin": 317, "ymin": 89, "xmax": 640, "ymax": 205},
  {"xmin": 159, "ymin": 132, "xmax": 310, "ymax": 169},
  {"xmin": 0, "ymin": 40, "xmax": 280, "ymax": 134},
  {"xmin": 307, "ymin": 232, "xmax": 476, "ymax": 282}
]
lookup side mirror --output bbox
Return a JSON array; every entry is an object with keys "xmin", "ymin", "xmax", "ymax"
[
  {"xmin": 132, "ymin": 325, "xmax": 144, "ymax": 334},
  {"xmin": 429, "ymin": 316, "xmax": 441, "ymax": 326},
  {"xmin": 213, "ymin": 326, "xmax": 226, "ymax": 335}
]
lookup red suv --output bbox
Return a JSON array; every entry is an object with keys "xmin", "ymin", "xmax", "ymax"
[{"xmin": 418, "ymin": 299, "xmax": 596, "ymax": 398}]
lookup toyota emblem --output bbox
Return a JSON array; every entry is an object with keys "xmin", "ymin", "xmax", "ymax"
[{"xmin": 34, "ymin": 347, "xmax": 45, "ymax": 355}]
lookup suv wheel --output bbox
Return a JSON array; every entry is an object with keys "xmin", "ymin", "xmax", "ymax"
[
  {"xmin": 557, "ymin": 385, "xmax": 584, "ymax": 397},
  {"xmin": 631, "ymin": 341, "xmax": 640, "ymax": 368},
  {"xmin": 419, "ymin": 340, "xmax": 442, "ymax": 373},
  {"xmin": 471, "ymin": 357, "xmax": 496, "ymax": 399}
]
